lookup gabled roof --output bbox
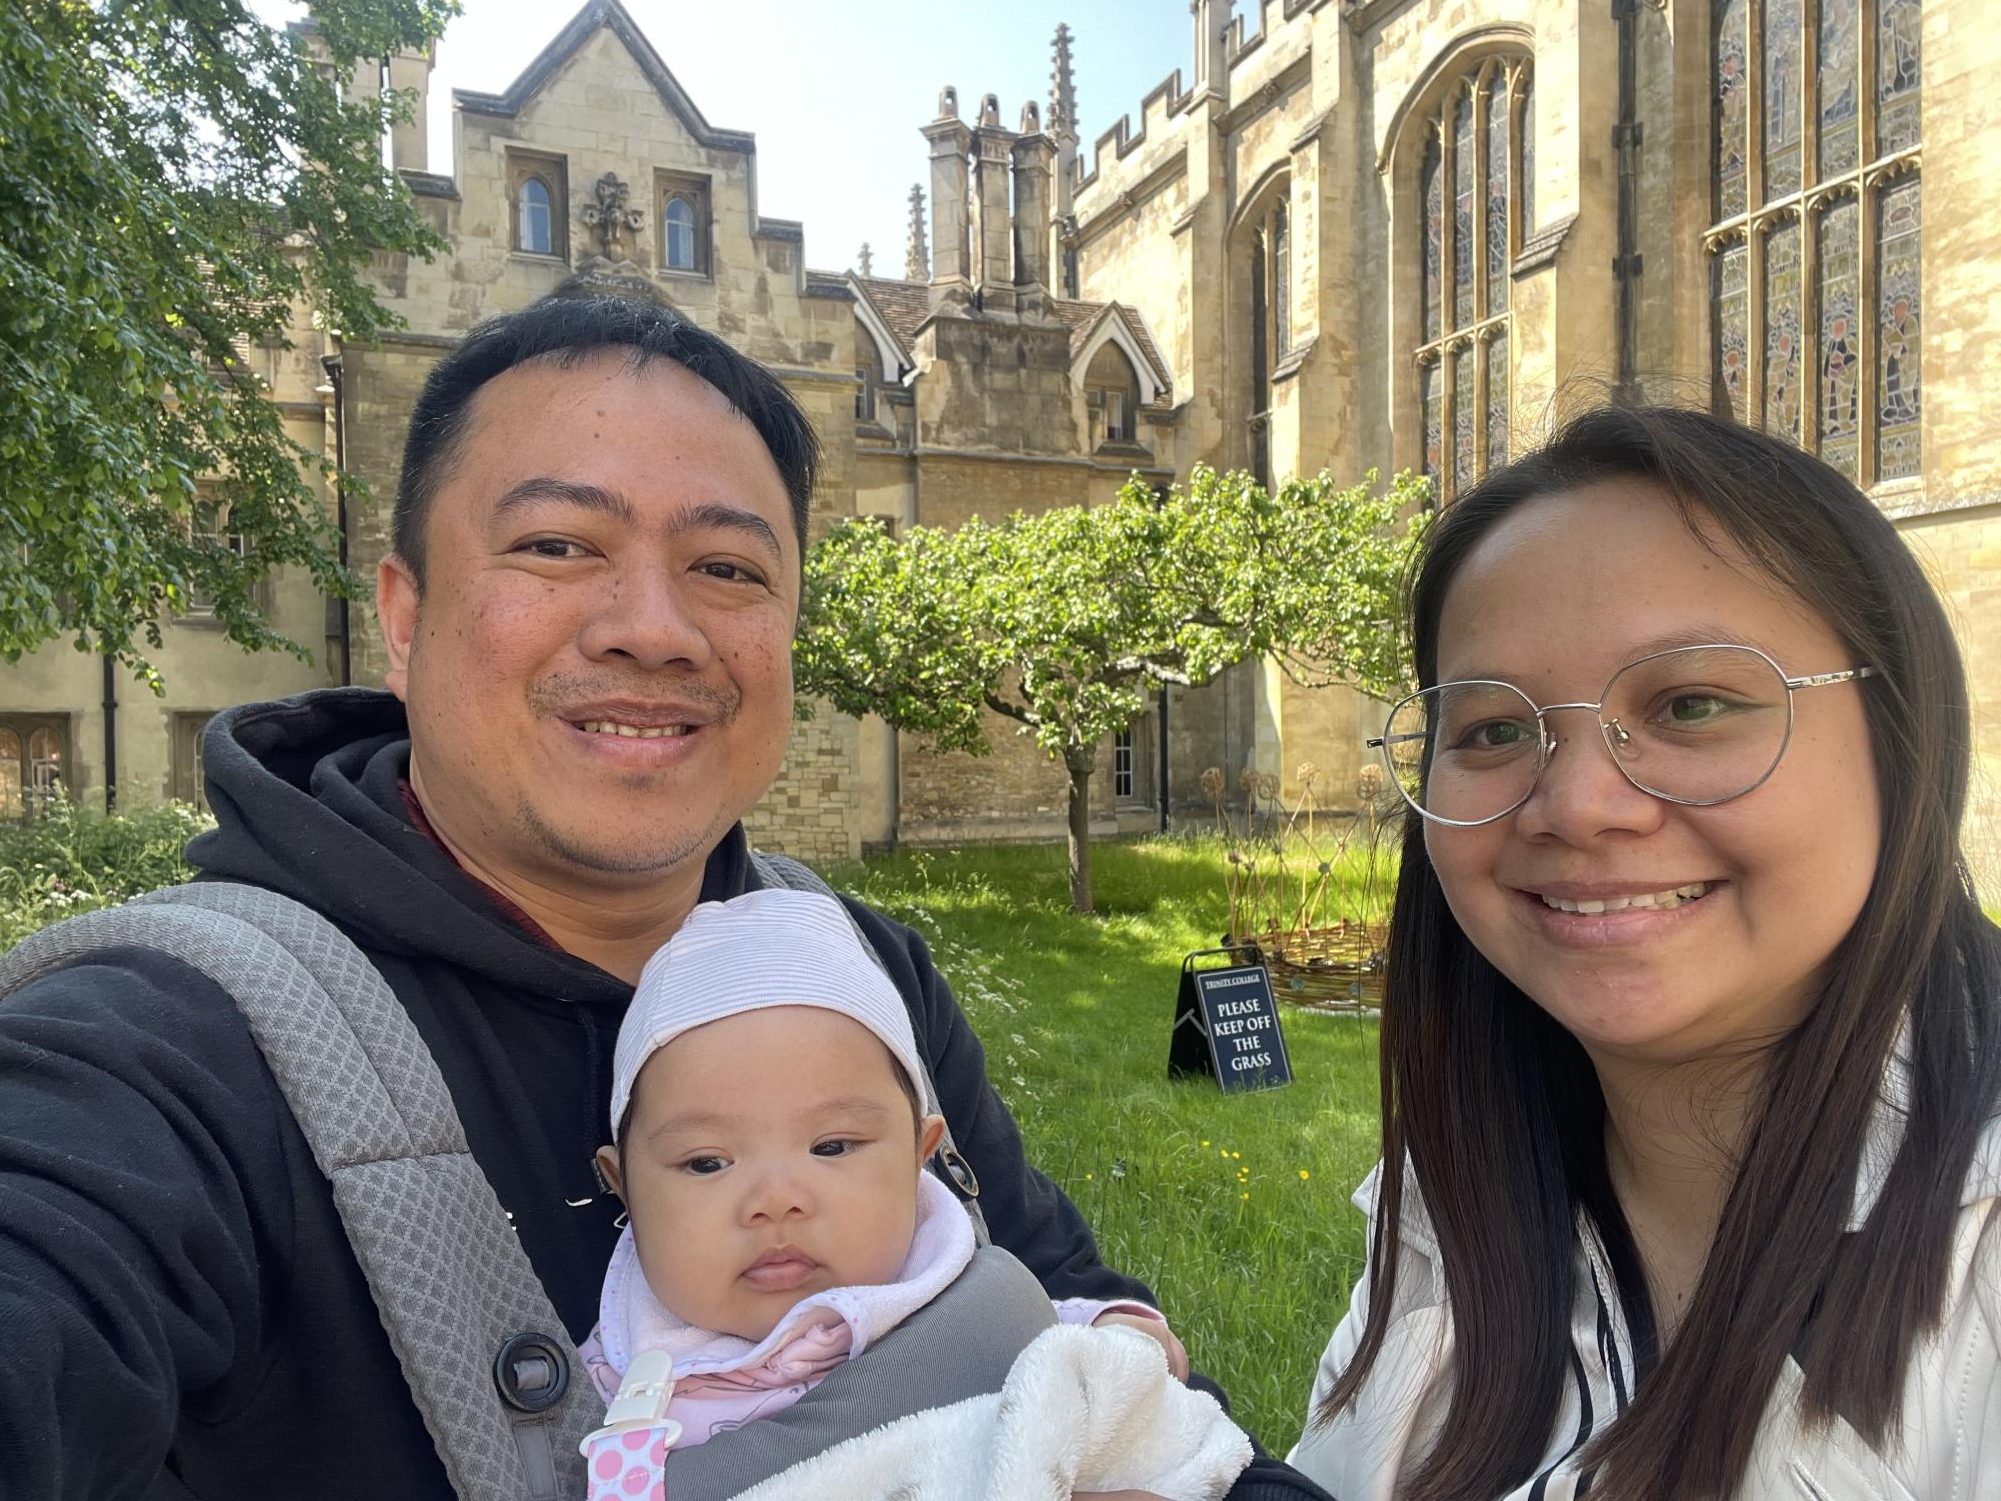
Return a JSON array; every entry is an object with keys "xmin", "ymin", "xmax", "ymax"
[
  {"xmin": 452, "ymin": 0, "xmax": 755, "ymax": 155},
  {"xmin": 851, "ymin": 276, "xmax": 1172, "ymax": 399}
]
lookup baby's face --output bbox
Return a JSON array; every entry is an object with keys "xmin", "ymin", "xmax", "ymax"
[{"xmin": 609, "ymin": 1006, "xmax": 941, "ymax": 1342}]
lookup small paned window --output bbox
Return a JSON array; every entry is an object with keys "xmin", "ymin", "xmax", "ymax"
[
  {"xmin": 1114, "ymin": 726, "xmax": 1135, "ymax": 801},
  {"xmin": 1707, "ymin": 0, "xmax": 1921, "ymax": 483},
  {"xmin": 1409, "ymin": 57, "xmax": 1531, "ymax": 505}
]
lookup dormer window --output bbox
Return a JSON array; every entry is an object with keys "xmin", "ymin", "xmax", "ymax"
[{"xmin": 1084, "ymin": 341, "xmax": 1141, "ymax": 449}]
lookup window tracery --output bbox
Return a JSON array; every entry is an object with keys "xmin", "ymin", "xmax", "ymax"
[
  {"xmin": 1707, "ymin": 0, "xmax": 1920, "ymax": 483},
  {"xmin": 1411, "ymin": 56, "xmax": 1531, "ymax": 504}
]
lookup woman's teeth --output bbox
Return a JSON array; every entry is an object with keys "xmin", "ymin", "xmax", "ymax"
[
  {"xmin": 577, "ymin": 721, "xmax": 690, "ymax": 739},
  {"xmin": 1539, "ymin": 882, "xmax": 1710, "ymax": 915}
]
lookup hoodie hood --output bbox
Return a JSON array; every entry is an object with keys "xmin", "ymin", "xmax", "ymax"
[{"xmin": 186, "ymin": 687, "xmax": 744, "ymax": 1006}]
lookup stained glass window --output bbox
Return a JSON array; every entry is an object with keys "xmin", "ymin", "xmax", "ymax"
[
  {"xmin": 1710, "ymin": 0, "xmax": 1920, "ymax": 482},
  {"xmin": 1412, "ymin": 60, "xmax": 1526, "ymax": 502},
  {"xmin": 1421, "ymin": 134, "xmax": 1442, "ymax": 345},
  {"xmin": 1421, "ymin": 362, "xmax": 1442, "ymax": 499},
  {"xmin": 1272, "ymin": 200, "xmax": 1291, "ymax": 356},
  {"xmin": 1714, "ymin": 243, "xmax": 1749, "ymax": 424},
  {"xmin": 1763, "ymin": 0, "xmax": 1803, "ymax": 198},
  {"xmin": 1818, "ymin": 0, "xmax": 1860, "ymax": 179},
  {"xmin": 1486, "ymin": 332, "xmax": 1510, "ymax": 470},
  {"xmin": 1485, "ymin": 83, "xmax": 1509, "ymax": 317},
  {"xmin": 1877, "ymin": 176, "xmax": 1921, "ymax": 480},
  {"xmin": 1715, "ymin": 0, "xmax": 1749, "ymax": 219},
  {"xmin": 1764, "ymin": 219, "xmax": 1802, "ymax": 442},
  {"xmin": 1816, "ymin": 198, "xmax": 1861, "ymax": 479},
  {"xmin": 1518, "ymin": 78, "xmax": 1535, "ymax": 237},
  {"xmin": 1452, "ymin": 345, "xmax": 1476, "ymax": 494},
  {"xmin": 1453, "ymin": 90, "xmax": 1475, "ymax": 328},
  {"xmin": 1877, "ymin": 0, "xmax": 1922, "ymax": 156}
]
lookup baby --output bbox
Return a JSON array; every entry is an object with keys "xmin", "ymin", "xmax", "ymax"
[{"xmin": 580, "ymin": 888, "xmax": 1231, "ymax": 1499}]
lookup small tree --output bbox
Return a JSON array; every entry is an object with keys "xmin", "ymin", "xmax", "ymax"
[
  {"xmin": 796, "ymin": 467, "xmax": 1427, "ymax": 913},
  {"xmin": 0, "ymin": 0, "xmax": 454, "ymax": 680}
]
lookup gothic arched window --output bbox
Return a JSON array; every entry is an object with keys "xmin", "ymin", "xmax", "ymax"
[
  {"xmin": 518, "ymin": 177, "xmax": 553, "ymax": 256},
  {"xmin": 664, "ymin": 196, "xmax": 697, "ymax": 271},
  {"xmin": 1245, "ymin": 185, "xmax": 1292, "ymax": 489},
  {"xmin": 1708, "ymin": 0, "xmax": 1920, "ymax": 483},
  {"xmin": 1414, "ymin": 57, "xmax": 1531, "ymax": 504}
]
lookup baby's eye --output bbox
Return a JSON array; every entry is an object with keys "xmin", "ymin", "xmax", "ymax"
[
  {"xmin": 810, "ymin": 1139, "xmax": 860, "ymax": 1158},
  {"xmin": 681, "ymin": 1155, "xmax": 728, "ymax": 1176}
]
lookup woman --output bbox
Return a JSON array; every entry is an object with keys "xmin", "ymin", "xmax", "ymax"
[{"xmin": 1290, "ymin": 407, "xmax": 2001, "ymax": 1500}]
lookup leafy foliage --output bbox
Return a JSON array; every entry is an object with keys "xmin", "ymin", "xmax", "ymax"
[
  {"xmin": 795, "ymin": 467, "xmax": 1428, "ymax": 909},
  {"xmin": 0, "ymin": 0, "xmax": 454, "ymax": 679},
  {"xmin": 0, "ymin": 795, "xmax": 208, "ymax": 950}
]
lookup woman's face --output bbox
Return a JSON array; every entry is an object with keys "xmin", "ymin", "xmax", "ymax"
[{"xmin": 1424, "ymin": 480, "xmax": 1881, "ymax": 1067}]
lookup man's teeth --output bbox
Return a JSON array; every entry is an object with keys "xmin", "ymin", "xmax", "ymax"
[
  {"xmin": 576, "ymin": 720, "xmax": 692, "ymax": 739},
  {"xmin": 1539, "ymin": 883, "xmax": 1710, "ymax": 915}
]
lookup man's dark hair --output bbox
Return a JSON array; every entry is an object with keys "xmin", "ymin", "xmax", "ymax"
[{"xmin": 392, "ymin": 288, "xmax": 820, "ymax": 584}]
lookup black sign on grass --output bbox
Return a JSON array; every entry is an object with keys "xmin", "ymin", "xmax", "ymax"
[{"xmin": 1170, "ymin": 948, "xmax": 1293, "ymax": 1094}]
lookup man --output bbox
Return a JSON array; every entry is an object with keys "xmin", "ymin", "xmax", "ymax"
[{"xmin": 0, "ymin": 293, "xmax": 1330, "ymax": 1498}]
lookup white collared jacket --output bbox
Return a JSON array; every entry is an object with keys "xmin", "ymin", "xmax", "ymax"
[{"xmin": 1289, "ymin": 1086, "xmax": 2001, "ymax": 1500}]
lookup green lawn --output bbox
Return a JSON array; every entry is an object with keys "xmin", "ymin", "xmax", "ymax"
[{"xmin": 825, "ymin": 835, "xmax": 1388, "ymax": 1453}]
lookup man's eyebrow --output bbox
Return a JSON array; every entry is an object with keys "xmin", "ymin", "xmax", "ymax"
[
  {"xmin": 491, "ymin": 477, "xmax": 635, "ymax": 524},
  {"xmin": 670, "ymin": 501, "xmax": 783, "ymax": 563}
]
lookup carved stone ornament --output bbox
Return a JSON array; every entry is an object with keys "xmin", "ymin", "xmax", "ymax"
[{"xmin": 580, "ymin": 172, "xmax": 646, "ymax": 262}]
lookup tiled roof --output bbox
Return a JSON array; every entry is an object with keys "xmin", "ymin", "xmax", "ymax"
[{"xmin": 852, "ymin": 277, "xmax": 1170, "ymax": 394}]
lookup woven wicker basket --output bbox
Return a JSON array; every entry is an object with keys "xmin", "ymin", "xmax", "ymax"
[{"xmin": 1231, "ymin": 920, "xmax": 1388, "ymax": 1012}]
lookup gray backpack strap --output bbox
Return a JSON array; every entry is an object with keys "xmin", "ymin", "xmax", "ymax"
[
  {"xmin": 749, "ymin": 851, "xmax": 990, "ymax": 1243},
  {"xmin": 0, "ymin": 883, "xmax": 598, "ymax": 1501},
  {"xmin": 665, "ymin": 1245, "xmax": 1055, "ymax": 1499}
]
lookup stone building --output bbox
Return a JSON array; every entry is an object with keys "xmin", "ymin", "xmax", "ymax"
[
  {"xmin": 3, "ymin": 0, "xmax": 1996, "ymax": 889},
  {"xmin": 1057, "ymin": 0, "xmax": 2000, "ymax": 890}
]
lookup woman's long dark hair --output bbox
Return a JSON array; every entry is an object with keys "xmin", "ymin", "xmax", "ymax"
[{"xmin": 1319, "ymin": 406, "xmax": 2001, "ymax": 1500}]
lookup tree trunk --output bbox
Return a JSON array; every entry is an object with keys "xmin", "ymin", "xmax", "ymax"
[{"xmin": 1064, "ymin": 746, "xmax": 1094, "ymax": 914}]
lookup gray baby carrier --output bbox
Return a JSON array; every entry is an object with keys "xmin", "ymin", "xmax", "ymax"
[{"xmin": 0, "ymin": 855, "xmax": 1053, "ymax": 1500}]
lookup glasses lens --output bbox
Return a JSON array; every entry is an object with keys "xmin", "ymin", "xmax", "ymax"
[
  {"xmin": 1383, "ymin": 682, "xmax": 1541, "ymax": 823},
  {"xmin": 1600, "ymin": 646, "xmax": 1792, "ymax": 804}
]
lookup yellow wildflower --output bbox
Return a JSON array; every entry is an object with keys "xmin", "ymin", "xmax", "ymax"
[{"xmin": 1298, "ymin": 1170, "xmax": 1311, "ymax": 1181}]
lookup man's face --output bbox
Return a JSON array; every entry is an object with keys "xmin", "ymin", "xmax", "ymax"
[{"xmin": 379, "ymin": 352, "xmax": 800, "ymax": 887}]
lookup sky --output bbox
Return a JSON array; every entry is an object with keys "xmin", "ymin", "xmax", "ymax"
[{"xmin": 404, "ymin": 0, "xmax": 1231, "ymax": 277}]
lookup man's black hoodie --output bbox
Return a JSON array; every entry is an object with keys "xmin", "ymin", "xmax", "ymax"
[{"xmin": 0, "ymin": 690, "xmax": 1331, "ymax": 1499}]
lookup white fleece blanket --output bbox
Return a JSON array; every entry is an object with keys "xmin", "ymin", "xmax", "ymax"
[{"xmin": 728, "ymin": 1323, "xmax": 1253, "ymax": 1501}]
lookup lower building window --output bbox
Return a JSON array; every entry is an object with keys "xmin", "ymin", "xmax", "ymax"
[
  {"xmin": 172, "ymin": 711, "xmax": 215, "ymax": 810},
  {"xmin": 0, "ymin": 715, "xmax": 69, "ymax": 818},
  {"xmin": 1114, "ymin": 726, "xmax": 1134, "ymax": 801}
]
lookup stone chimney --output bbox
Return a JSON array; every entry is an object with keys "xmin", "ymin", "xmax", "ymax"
[
  {"xmin": 1012, "ymin": 104, "xmax": 1055, "ymax": 317},
  {"xmin": 905, "ymin": 184, "xmax": 929, "ymax": 282},
  {"xmin": 1191, "ymin": 0, "xmax": 1230, "ymax": 104},
  {"xmin": 385, "ymin": 45, "xmax": 434, "ymax": 174},
  {"xmin": 971, "ymin": 94, "xmax": 1017, "ymax": 312},
  {"xmin": 921, "ymin": 88, "xmax": 973, "ymax": 309}
]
